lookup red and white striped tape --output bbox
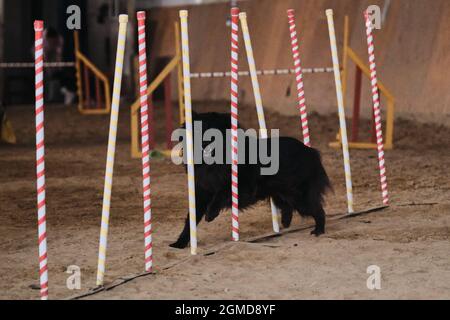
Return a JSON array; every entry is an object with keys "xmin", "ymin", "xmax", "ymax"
[
  {"xmin": 189, "ymin": 67, "xmax": 333, "ymax": 78},
  {"xmin": 364, "ymin": 11, "xmax": 389, "ymax": 205},
  {"xmin": 137, "ymin": 11, "xmax": 153, "ymax": 272},
  {"xmin": 0, "ymin": 61, "xmax": 75, "ymax": 68},
  {"xmin": 287, "ymin": 9, "xmax": 311, "ymax": 147},
  {"xmin": 34, "ymin": 20, "xmax": 49, "ymax": 300},
  {"xmin": 230, "ymin": 7, "xmax": 239, "ymax": 241}
]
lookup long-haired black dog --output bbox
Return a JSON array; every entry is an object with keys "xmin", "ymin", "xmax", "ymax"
[{"xmin": 170, "ymin": 112, "xmax": 331, "ymax": 249}]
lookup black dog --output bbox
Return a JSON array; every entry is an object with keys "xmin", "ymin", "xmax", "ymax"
[{"xmin": 170, "ymin": 112, "xmax": 331, "ymax": 249}]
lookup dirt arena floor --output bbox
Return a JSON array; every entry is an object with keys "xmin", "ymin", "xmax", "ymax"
[{"xmin": 1, "ymin": 101, "xmax": 449, "ymax": 300}]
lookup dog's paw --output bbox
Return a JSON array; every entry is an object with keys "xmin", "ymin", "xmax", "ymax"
[
  {"xmin": 281, "ymin": 219, "xmax": 292, "ymax": 229},
  {"xmin": 169, "ymin": 241, "xmax": 188, "ymax": 249},
  {"xmin": 310, "ymin": 228, "xmax": 325, "ymax": 237}
]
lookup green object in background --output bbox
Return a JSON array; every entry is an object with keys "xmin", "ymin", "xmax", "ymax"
[
  {"xmin": 149, "ymin": 150, "xmax": 165, "ymax": 159},
  {"xmin": 0, "ymin": 108, "xmax": 16, "ymax": 144}
]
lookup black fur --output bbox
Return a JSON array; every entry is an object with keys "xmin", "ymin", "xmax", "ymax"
[{"xmin": 170, "ymin": 112, "xmax": 331, "ymax": 249}]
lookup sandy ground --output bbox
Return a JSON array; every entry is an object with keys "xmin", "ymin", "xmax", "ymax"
[{"xmin": 0, "ymin": 102, "xmax": 449, "ymax": 300}]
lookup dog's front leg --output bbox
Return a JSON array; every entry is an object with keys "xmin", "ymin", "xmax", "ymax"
[{"xmin": 170, "ymin": 188, "xmax": 209, "ymax": 249}]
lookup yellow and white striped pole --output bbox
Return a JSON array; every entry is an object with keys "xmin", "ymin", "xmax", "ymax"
[
  {"xmin": 179, "ymin": 10, "xmax": 197, "ymax": 255},
  {"xmin": 96, "ymin": 14, "xmax": 128, "ymax": 286},
  {"xmin": 239, "ymin": 12, "xmax": 280, "ymax": 233},
  {"xmin": 325, "ymin": 9, "xmax": 354, "ymax": 213}
]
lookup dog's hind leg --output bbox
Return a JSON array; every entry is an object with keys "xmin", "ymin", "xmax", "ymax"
[
  {"xmin": 295, "ymin": 201, "xmax": 326, "ymax": 236},
  {"xmin": 310, "ymin": 206, "xmax": 325, "ymax": 236},
  {"xmin": 272, "ymin": 196, "xmax": 294, "ymax": 228},
  {"xmin": 280, "ymin": 207, "xmax": 294, "ymax": 229}
]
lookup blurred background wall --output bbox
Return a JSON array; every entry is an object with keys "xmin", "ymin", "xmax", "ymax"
[{"xmin": 0, "ymin": 0, "xmax": 449, "ymax": 125}]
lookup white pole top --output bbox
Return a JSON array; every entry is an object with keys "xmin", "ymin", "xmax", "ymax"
[
  {"xmin": 239, "ymin": 12, "xmax": 247, "ymax": 19},
  {"xmin": 34, "ymin": 20, "xmax": 44, "ymax": 31},
  {"xmin": 325, "ymin": 9, "xmax": 334, "ymax": 17},
  {"xmin": 119, "ymin": 14, "xmax": 128, "ymax": 23},
  {"xmin": 180, "ymin": 10, "xmax": 188, "ymax": 18},
  {"xmin": 137, "ymin": 11, "xmax": 146, "ymax": 20}
]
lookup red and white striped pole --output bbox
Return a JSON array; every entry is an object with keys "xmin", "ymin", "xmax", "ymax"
[
  {"xmin": 34, "ymin": 20, "xmax": 49, "ymax": 300},
  {"xmin": 137, "ymin": 11, "xmax": 153, "ymax": 272},
  {"xmin": 230, "ymin": 7, "xmax": 239, "ymax": 241},
  {"xmin": 364, "ymin": 10, "xmax": 389, "ymax": 205},
  {"xmin": 287, "ymin": 9, "xmax": 311, "ymax": 147}
]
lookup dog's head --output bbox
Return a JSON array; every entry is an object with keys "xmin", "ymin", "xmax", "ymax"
[{"xmin": 177, "ymin": 112, "xmax": 235, "ymax": 157}]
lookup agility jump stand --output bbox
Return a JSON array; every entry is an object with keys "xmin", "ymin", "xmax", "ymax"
[
  {"xmin": 131, "ymin": 54, "xmax": 174, "ymax": 152},
  {"xmin": 326, "ymin": 9, "xmax": 391, "ymax": 211},
  {"xmin": 96, "ymin": 15, "xmax": 128, "ymax": 286},
  {"xmin": 0, "ymin": 30, "xmax": 110, "ymax": 116},
  {"xmin": 0, "ymin": 32, "xmax": 101, "ymax": 117},
  {"xmin": 130, "ymin": 22, "xmax": 181, "ymax": 159},
  {"xmin": 34, "ymin": 20, "xmax": 49, "ymax": 300},
  {"xmin": 74, "ymin": 31, "xmax": 111, "ymax": 115},
  {"xmin": 331, "ymin": 16, "xmax": 395, "ymax": 150}
]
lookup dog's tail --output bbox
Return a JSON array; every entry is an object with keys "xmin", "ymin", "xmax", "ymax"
[{"xmin": 309, "ymin": 148, "xmax": 332, "ymax": 204}]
